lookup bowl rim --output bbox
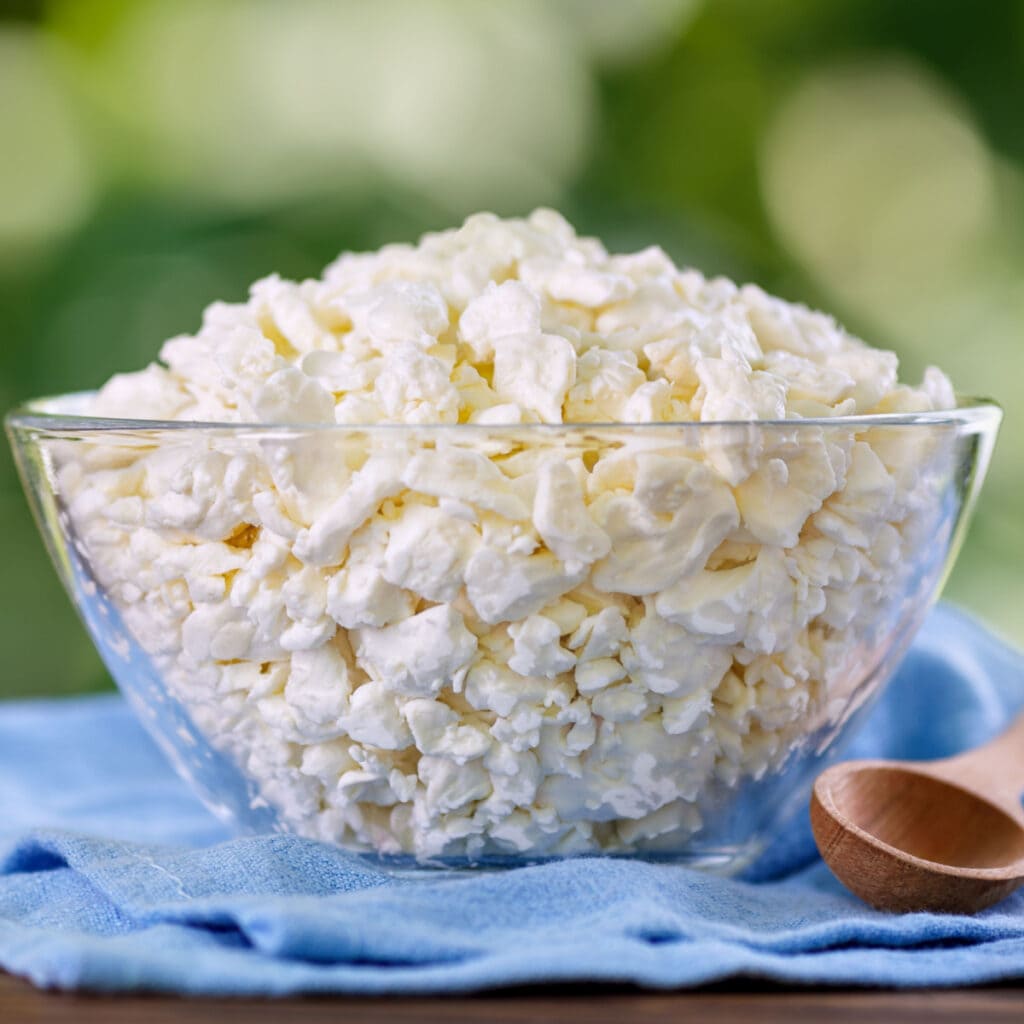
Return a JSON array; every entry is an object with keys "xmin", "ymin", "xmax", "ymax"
[{"xmin": 5, "ymin": 390, "xmax": 1003, "ymax": 435}]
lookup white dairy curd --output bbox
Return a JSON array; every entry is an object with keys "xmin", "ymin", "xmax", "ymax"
[{"xmin": 61, "ymin": 209, "xmax": 957, "ymax": 861}]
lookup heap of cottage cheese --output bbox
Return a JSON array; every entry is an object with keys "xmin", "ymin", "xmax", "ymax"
[{"xmin": 61, "ymin": 210, "xmax": 956, "ymax": 861}]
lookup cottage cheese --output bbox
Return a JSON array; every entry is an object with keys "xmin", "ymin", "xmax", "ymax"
[{"xmin": 59, "ymin": 210, "xmax": 957, "ymax": 861}]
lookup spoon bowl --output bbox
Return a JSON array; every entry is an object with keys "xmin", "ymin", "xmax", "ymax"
[{"xmin": 811, "ymin": 713, "xmax": 1024, "ymax": 914}]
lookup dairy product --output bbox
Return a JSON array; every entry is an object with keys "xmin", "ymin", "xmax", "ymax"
[{"xmin": 57, "ymin": 210, "xmax": 957, "ymax": 861}]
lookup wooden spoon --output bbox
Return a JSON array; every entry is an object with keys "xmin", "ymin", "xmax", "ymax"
[{"xmin": 810, "ymin": 712, "xmax": 1024, "ymax": 914}]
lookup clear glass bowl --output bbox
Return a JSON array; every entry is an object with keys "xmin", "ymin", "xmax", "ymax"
[{"xmin": 7, "ymin": 393, "xmax": 1001, "ymax": 874}]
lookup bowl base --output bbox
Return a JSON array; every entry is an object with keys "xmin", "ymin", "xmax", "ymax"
[{"xmin": 361, "ymin": 844, "xmax": 763, "ymax": 880}]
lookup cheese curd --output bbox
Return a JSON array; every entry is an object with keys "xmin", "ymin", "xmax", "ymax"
[{"xmin": 60, "ymin": 210, "xmax": 958, "ymax": 862}]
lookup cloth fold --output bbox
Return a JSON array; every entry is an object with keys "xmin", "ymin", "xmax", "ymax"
[{"xmin": 1, "ymin": 604, "xmax": 1022, "ymax": 994}]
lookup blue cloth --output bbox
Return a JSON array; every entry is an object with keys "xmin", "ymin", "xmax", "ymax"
[{"xmin": 1, "ymin": 604, "xmax": 1023, "ymax": 995}]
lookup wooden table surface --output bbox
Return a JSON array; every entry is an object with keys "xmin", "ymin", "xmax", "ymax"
[{"xmin": 3, "ymin": 973, "xmax": 1023, "ymax": 1022}]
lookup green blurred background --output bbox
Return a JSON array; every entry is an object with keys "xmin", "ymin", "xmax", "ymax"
[{"xmin": 0, "ymin": 0, "xmax": 1020, "ymax": 699}]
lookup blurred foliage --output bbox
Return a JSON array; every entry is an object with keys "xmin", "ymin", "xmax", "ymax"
[{"xmin": 0, "ymin": 0, "xmax": 1020, "ymax": 698}]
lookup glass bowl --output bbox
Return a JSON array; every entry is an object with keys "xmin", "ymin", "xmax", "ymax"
[{"xmin": 7, "ymin": 393, "xmax": 1001, "ymax": 874}]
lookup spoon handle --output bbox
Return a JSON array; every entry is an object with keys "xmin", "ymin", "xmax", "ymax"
[{"xmin": 935, "ymin": 711, "xmax": 1024, "ymax": 821}]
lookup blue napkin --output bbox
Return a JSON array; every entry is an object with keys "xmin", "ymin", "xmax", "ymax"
[{"xmin": 2, "ymin": 603, "xmax": 1023, "ymax": 995}]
